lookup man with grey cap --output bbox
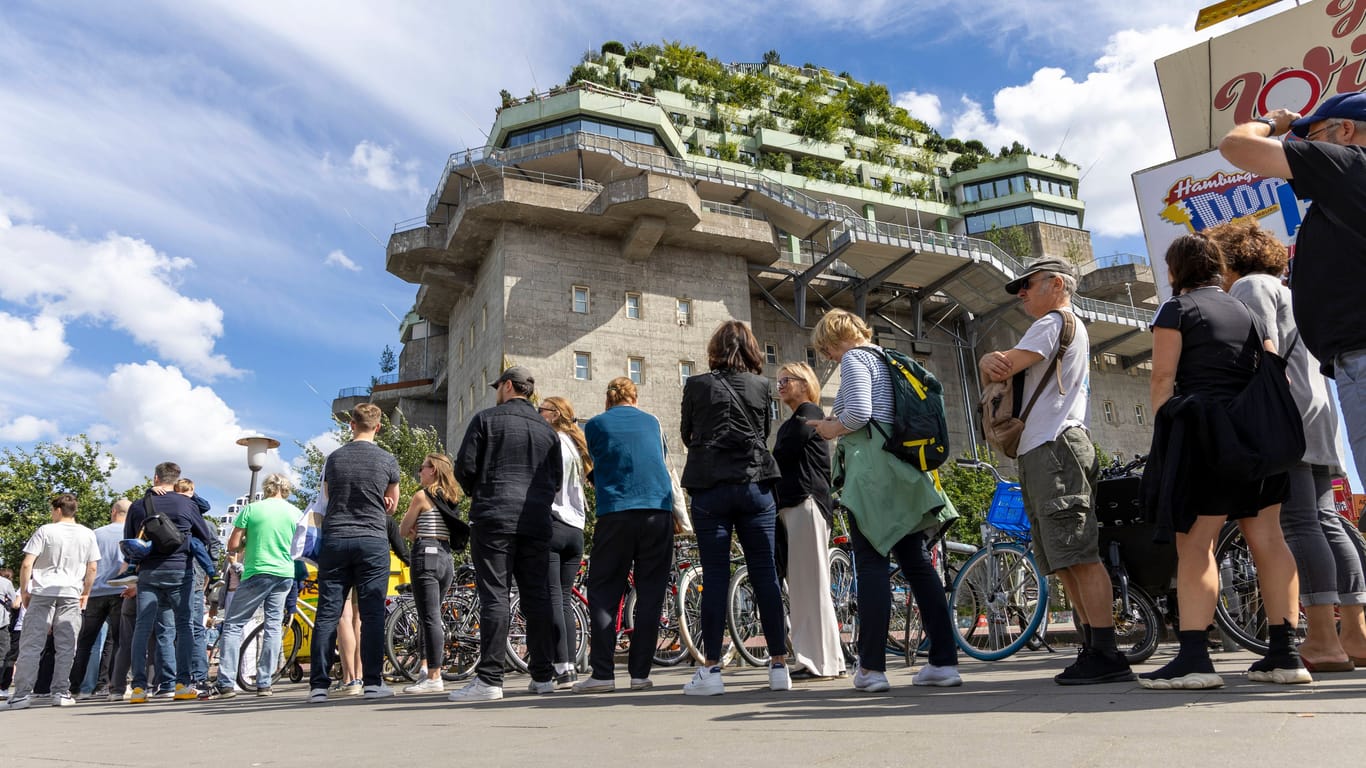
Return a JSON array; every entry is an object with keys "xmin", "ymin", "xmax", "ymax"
[
  {"xmin": 979, "ymin": 256, "xmax": 1132, "ymax": 686},
  {"xmin": 1219, "ymin": 93, "xmax": 1366, "ymax": 492},
  {"xmin": 448, "ymin": 366, "xmax": 561, "ymax": 702}
]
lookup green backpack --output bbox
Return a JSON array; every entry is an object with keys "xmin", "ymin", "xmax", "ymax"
[{"xmin": 863, "ymin": 346, "xmax": 950, "ymax": 472}]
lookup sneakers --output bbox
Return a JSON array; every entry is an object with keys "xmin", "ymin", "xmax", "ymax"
[
  {"xmin": 526, "ymin": 679, "xmax": 556, "ymax": 695},
  {"xmin": 553, "ymin": 670, "xmax": 577, "ymax": 690},
  {"xmin": 0, "ymin": 688, "xmax": 8, "ymax": 700},
  {"xmin": 308, "ymin": 688, "xmax": 329, "ymax": 703},
  {"xmin": 769, "ymin": 662, "xmax": 792, "ymax": 691},
  {"xmin": 402, "ymin": 678, "xmax": 446, "ymax": 694},
  {"xmin": 447, "ymin": 678, "xmax": 503, "ymax": 702},
  {"xmin": 629, "ymin": 677, "xmax": 653, "ymax": 691},
  {"xmin": 108, "ymin": 692, "xmax": 125, "ymax": 702},
  {"xmin": 571, "ymin": 676, "xmax": 616, "ymax": 694},
  {"xmin": 107, "ymin": 567, "xmax": 139, "ymax": 587},
  {"xmin": 173, "ymin": 684, "xmax": 200, "ymax": 701},
  {"xmin": 196, "ymin": 686, "xmax": 218, "ymax": 700},
  {"xmin": 6, "ymin": 695, "xmax": 31, "ymax": 710},
  {"xmin": 331, "ymin": 679, "xmax": 363, "ymax": 697},
  {"xmin": 362, "ymin": 684, "xmax": 395, "ymax": 699},
  {"xmin": 791, "ymin": 668, "xmax": 840, "ymax": 682},
  {"xmin": 912, "ymin": 664, "xmax": 963, "ymax": 687},
  {"xmin": 129, "ymin": 687, "xmax": 148, "ymax": 704},
  {"xmin": 91, "ymin": 687, "xmax": 110, "ymax": 700},
  {"xmin": 1139, "ymin": 654, "xmax": 1223, "ymax": 690},
  {"xmin": 216, "ymin": 686, "xmax": 238, "ymax": 699},
  {"xmin": 682, "ymin": 666, "xmax": 724, "ymax": 696},
  {"xmin": 852, "ymin": 668, "xmax": 890, "ymax": 693},
  {"xmin": 1054, "ymin": 649, "xmax": 1137, "ymax": 686},
  {"xmin": 1247, "ymin": 653, "xmax": 1313, "ymax": 685},
  {"xmin": 51, "ymin": 694, "xmax": 76, "ymax": 707},
  {"xmin": 152, "ymin": 687, "xmax": 175, "ymax": 700},
  {"xmin": 256, "ymin": 687, "xmax": 274, "ymax": 698}
]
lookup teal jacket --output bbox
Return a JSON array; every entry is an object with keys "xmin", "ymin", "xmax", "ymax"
[{"xmin": 833, "ymin": 424, "xmax": 957, "ymax": 555}]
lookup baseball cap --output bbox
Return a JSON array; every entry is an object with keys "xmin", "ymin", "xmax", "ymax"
[
  {"xmin": 1004, "ymin": 256, "xmax": 1076, "ymax": 295},
  {"xmin": 488, "ymin": 366, "xmax": 534, "ymax": 389},
  {"xmin": 1289, "ymin": 92, "xmax": 1366, "ymax": 138}
]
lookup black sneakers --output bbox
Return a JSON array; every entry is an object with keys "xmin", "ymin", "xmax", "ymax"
[{"xmin": 1054, "ymin": 648, "xmax": 1137, "ymax": 685}]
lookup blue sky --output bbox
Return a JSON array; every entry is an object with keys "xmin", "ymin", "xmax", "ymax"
[{"xmin": 0, "ymin": 0, "xmax": 1294, "ymax": 509}]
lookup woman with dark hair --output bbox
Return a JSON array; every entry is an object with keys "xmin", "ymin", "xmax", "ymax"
[
  {"xmin": 679, "ymin": 321, "xmax": 789, "ymax": 695},
  {"xmin": 1210, "ymin": 220, "xmax": 1366, "ymax": 671},
  {"xmin": 397, "ymin": 453, "xmax": 463, "ymax": 694},
  {"xmin": 1140, "ymin": 232, "xmax": 1308, "ymax": 689},
  {"xmin": 537, "ymin": 396, "xmax": 590, "ymax": 688},
  {"xmin": 772, "ymin": 362, "xmax": 845, "ymax": 680},
  {"xmin": 573, "ymin": 378, "xmax": 675, "ymax": 694}
]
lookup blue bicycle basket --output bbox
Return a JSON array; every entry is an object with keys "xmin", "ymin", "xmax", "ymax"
[{"xmin": 985, "ymin": 481, "xmax": 1029, "ymax": 534}]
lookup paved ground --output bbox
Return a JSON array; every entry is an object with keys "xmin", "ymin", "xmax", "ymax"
[{"xmin": 8, "ymin": 648, "xmax": 1366, "ymax": 767}]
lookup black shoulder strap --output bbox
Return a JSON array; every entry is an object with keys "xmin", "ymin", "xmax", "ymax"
[{"xmin": 713, "ymin": 371, "xmax": 763, "ymax": 443}]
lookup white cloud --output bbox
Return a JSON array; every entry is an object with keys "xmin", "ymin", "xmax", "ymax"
[
  {"xmin": 324, "ymin": 249, "xmax": 361, "ymax": 272},
  {"xmin": 894, "ymin": 91, "xmax": 944, "ymax": 130},
  {"xmin": 349, "ymin": 140, "xmax": 420, "ymax": 194},
  {"xmin": 100, "ymin": 361, "xmax": 287, "ymax": 496},
  {"xmin": 0, "ymin": 415, "xmax": 59, "ymax": 442},
  {"xmin": 0, "ymin": 209, "xmax": 239, "ymax": 380},
  {"xmin": 0, "ymin": 312, "xmax": 70, "ymax": 379}
]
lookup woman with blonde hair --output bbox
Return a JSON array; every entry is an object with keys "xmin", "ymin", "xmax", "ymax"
[
  {"xmin": 537, "ymin": 396, "xmax": 591, "ymax": 688},
  {"xmin": 772, "ymin": 361, "xmax": 845, "ymax": 680},
  {"xmin": 678, "ymin": 321, "xmax": 789, "ymax": 696},
  {"xmin": 397, "ymin": 453, "xmax": 463, "ymax": 693},
  {"xmin": 809, "ymin": 309, "xmax": 960, "ymax": 691},
  {"xmin": 572, "ymin": 378, "xmax": 676, "ymax": 693}
]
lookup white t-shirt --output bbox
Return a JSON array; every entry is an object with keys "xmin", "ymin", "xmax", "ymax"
[
  {"xmin": 1014, "ymin": 310, "xmax": 1091, "ymax": 456},
  {"xmin": 550, "ymin": 431, "xmax": 588, "ymax": 530},
  {"xmin": 22, "ymin": 522, "xmax": 100, "ymax": 598}
]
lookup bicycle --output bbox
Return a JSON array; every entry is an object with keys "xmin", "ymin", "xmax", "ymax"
[
  {"xmin": 949, "ymin": 458, "xmax": 1049, "ymax": 661},
  {"xmin": 384, "ymin": 564, "xmax": 484, "ymax": 682},
  {"xmin": 1090, "ymin": 455, "xmax": 1167, "ymax": 664},
  {"xmin": 235, "ymin": 580, "xmax": 315, "ymax": 689}
]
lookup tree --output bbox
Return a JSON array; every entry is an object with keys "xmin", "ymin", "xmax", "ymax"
[
  {"xmin": 600, "ymin": 41, "xmax": 626, "ymax": 56},
  {"xmin": 937, "ymin": 447, "xmax": 1004, "ymax": 546},
  {"xmin": 379, "ymin": 345, "xmax": 397, "ymax": 374},
  {"xmin": 0, "ymin": 437, "xmax": 120, "ymax": 568},
  {"xmin": 979, "ymin": 225, "xmax": 1034, "ymax": 262},
  {"xmin": 763, "ymin": 49, "xmax": 781, "ymax": 66},
  {"xmin": 294, "ymin": 412, "xmax": 445, "ymax": 520}
]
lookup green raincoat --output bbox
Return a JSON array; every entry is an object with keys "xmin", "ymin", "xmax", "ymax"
[{"xmin": 833, "ymin": 423, "xmax": 958, "ymax": 556}]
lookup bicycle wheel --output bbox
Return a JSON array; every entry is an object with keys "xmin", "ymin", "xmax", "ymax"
[
  {"xmin": 441, "ymin": 591, "xmax": 481, "ymax": 682},
  {"xmin": 506, "ymin": 593, "xmax": 531, "ymax": 673},
  {"xmin": 625, "ymin": 583, "xmax": 688, "ymax": 667},
  {"xmin": 569, "ymin": 597, "xmax": 591, "ymax": 670},
  {"xmin": 886, "ymin": 567, "xmax": 912, "ymax": 659},
  {"xmin": 383, "ymin": 600, "xmax": 424, "ymax": 682},
  {"xmin": 828, "ymin": 548, "xmax": 858, "ymax": 664},
  {"xmin": 236, "ymin": 617, "xmax": 296, "ymax": 690},
  {"xmin": 678, "ymin": 566, "xmax": 734, "ymax": 665},
  {"xmin": 949, "ymin": 542, "xmax": 1048, "ymax": 661},
  {"xmin": 1112, "ymin": 585, "xmax": 1161, "ymax": 665}
]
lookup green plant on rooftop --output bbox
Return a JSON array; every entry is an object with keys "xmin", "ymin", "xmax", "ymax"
[
  {"xmin": 763, "ymin": 49, "xmax": 781, "ymax": 65},
  {"xmin": 980, "ymin": 225, "xmax": 1033, "ymax": 261},
  {"xmin": 601, "ymin": 41, "xmax": 626, "ymax": 56},
  {"xmin": 963, "ymin": 139, "xmax": 989, "ymax": 155},
  {"xmin": 715, "ymin": 137, "xmax": 739, "ymax": 163},
  {"xmin": 751, "ymin": 112, "xmax": 778, "ymax": 131},
  {"xmin": 950, "ymin": 154, "xmax": 980, "ymax": 173},
  {"xmin": 998, "ymin": 140, "xmax": 1029, "ymax": 159},
  {"xmin": 759, "ymin": 151, "xmax": 790, "ymax": 172},
  {"xmin": 499, "ymin": 89, "xmax": 515, "ymax": 109},
  {"xmin": 566, "ymin": 63, "xmax": 611, "ymax": 89},
  {"xmin": 793, "ymin": 155, "xmax": 841, "ymax": 180}
]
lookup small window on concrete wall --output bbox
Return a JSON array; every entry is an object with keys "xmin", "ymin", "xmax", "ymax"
[
  {"xmin": 572, "ymin": 286, "xmax": 590, "ymax": 314},
  {"xmin": 574, "ymin": 352, "xmax": 591, "ymax": 381}
]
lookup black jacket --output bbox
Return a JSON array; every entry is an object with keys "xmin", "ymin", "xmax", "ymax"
[
  {"xmin": 772, "ymin": 401, "xmax": 833, "ymax": 521},
  {"xmin": 680, "ymin": 369, "xmax": 780, "ymax": 490},
  {"xmin": 454, "ymin": 397, "xmax": 562, "ymax": 538},
  {"xmin": 124, "ymin": 491, "xmax": 217, "ymax": 574}
]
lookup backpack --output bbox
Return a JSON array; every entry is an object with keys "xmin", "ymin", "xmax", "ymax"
[
  {"xmin": 979, "ymin": 310, "xmax": 1075, "ymax": 459},
  {"xmin": 140, "ymin": 492, "xmax": 185, "ymax": 555},
  {"xmin": 861, "ymin": 346, "xmax": 950, "ymax": 471}
]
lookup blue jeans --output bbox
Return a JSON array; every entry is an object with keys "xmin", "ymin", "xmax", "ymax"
[
  {"xmin": 309, "ymin": 536, "xmax": 391, "ymax": 690},
  {"xmin": 216, "ymin": 573, "xmax": 292, "ymax": 690},
  {"xmin": 130, "ymin": 567, "xmax": 194, "ymax": 691},
  {"xmin": 690, "ymin": 482, "xmax": 787, "ymax": 662},
  {"xmin": 189, "ymin": 567, "xmax": 208, "ymax": 685}
]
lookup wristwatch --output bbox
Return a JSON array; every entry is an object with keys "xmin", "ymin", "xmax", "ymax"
[{"xmin": 1251, "ymin": 116, "xmax": 1278, "ymax": 134}]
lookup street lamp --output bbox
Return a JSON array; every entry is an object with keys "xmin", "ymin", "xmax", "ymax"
[{"xmin": 236, "ymin": 434, "xmax": 280, "ymax": 502}]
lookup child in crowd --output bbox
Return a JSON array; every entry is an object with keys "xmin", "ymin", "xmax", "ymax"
[{"xmin": 108, "ymin": 479, "xmax": 218, "ymax": 586}]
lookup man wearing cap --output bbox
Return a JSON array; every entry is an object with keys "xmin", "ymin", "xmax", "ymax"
[
  {"xmin": 1220, "ymin": 94, "xmax": 1366, "ymax": 490},
  {"xmin": 979, "ymin": 257, "xmax": 1133, "ymax": 685},
  {"xmin": 447, "ymin": 366, "xmax": 561, "ymax": 702}
]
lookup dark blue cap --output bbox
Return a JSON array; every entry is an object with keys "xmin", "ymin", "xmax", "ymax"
[{"xmin": 1289, "ymin": 92, "xmax": 1366, "ymax": 137}]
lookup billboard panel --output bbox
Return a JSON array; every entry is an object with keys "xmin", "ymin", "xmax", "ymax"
[
  {"xmin": 1132, "ymin": 149, "xmax": 1309, "ymax": 304},
  {"xmin": 1156, "ymin": 0, "xmax": 1366, "ymax": 156}
]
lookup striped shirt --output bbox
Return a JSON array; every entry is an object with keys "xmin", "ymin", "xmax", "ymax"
[
  {"xmin": 833, "ymin": 346, "xmax": 895, "ymax": 430},
  {"xmin": 414, "ymin": 506, "xmax": 450, "ymax": 540}
]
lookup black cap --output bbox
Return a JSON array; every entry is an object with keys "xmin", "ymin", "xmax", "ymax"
[
  {"xmin": 1004, "ymin": 256, "xmax": 1076, "ymax": 295},
  {"xmin": 489, "ymin": 366, "xmax": 534, "ymax": 390}
]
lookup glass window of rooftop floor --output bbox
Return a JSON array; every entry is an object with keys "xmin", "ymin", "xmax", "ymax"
[
  {"xmin": 676, "ymin": 298, "xmax": 691, "ymax": 325},
  {"xmin": 573, "ymin": 286, "xmax": 590, "ymax": 314},
  {"xmin": 965, "ymin": 205, "xmax": 1078, "ymax": 234},
  {"xmin": 679, "ymin": 360, "xmax": 694, "ymax": 385},
  {"xmin": 504, "ymin": 117, "xmax": 659, "ymax": 149},
  {"xmin": 574, "ymin": 352, "xmax": 591, "ymax": 381},
  {"xmin": 625, "ymin": 292, "xmax": 641, "ymax": 319},
  {"xmin": 628, "ymin": 357, "xmax": 644, "ymax": 385}
]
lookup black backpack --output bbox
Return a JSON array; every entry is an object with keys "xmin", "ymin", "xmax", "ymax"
[
  {"xmin": 862, "ymin": 346, "xmax": 950, "ymax": 472},
  {"xmin": 140, "ymin": 492, "xmax": 185, "ymax": 555}
]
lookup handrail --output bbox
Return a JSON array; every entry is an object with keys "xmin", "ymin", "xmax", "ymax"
[
  {"xmin": 701, "ymin": 201, "xmax": 765, "ymax": 220},
  {"xmin": 336, "ymin": 386, "xmax": 369, "ymax": 399}
]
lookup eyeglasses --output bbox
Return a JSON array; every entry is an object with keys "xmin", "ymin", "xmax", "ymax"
[
  {"xmin": 776, "ymin": 376, "xmax": 801, "ymax": 387},
  {"xmin": 1021, "ymin": 273, "xmax": 1055, "ymax": 292},
  {"xmin": 537, "ymin": 406, "xmax": 558, "ymax": 414},
  {"xmin": 1306, "ymin": 121, "xmax": 1340, "ymax": 142}
]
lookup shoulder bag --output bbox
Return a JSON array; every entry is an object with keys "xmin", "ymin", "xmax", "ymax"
[
  {"xmin": 1225, "ymin": 316, "xmax": 1305, "ymax": 479},
  {"xmin": 979, "ymin": 310, "xmax": 1075, "ymax": 459}
]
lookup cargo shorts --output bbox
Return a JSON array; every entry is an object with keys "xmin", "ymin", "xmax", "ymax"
[{"xmin": 1017, "ymin": 426, "xmax": 1101, "ymax": 574}]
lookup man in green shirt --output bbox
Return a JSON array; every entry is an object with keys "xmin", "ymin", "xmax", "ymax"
[{"xmin": 215, "ymin": 473, "xmax": 300, "ymax": 697}]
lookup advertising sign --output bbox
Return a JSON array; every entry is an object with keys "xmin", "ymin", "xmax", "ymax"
[
  {"xmin": 1132, "ymin": 149, "xmax": 1309, "ymax": 304},
  {"xmin": 1156, "ymin": 0, "xmax": 1366, "ymax": 156}
]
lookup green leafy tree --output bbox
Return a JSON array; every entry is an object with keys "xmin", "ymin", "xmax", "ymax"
[
  {"xmin": 762, "ymin": 49, "xmax": 781, "ymax": 66},
  {"xmin": 0, "ymin": 437, "xmax": 120, "ymax": 568},
  {"xmin": 937, "ymin": 447, "xmax": 1005, "ymax": 546},
  {"xmin": 295, "ymin": 412, "xmax": 445, "ymax": 518},
  {"xmin": 379, "ymin": 345, "xmax": 397, "ymax": 374},
  {"xmin": 979, "ymin": 225, "xmax": 1034, "ymax": 262},
  {"xmin": 950, "ymin": 154, "xmax": 980, "ymax": 173},
  {"xmin": 600, "ymin": 41, "xmax": 626, "ymax": 57}
]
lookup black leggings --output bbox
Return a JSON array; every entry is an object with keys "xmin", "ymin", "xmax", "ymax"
[
  {"xmin": 547, "ymin": 520, "xmax": 585, "ymax": 666},
  {"xmin": 411, "ymin": 539, "xmax": 456, "ymax": 669}
]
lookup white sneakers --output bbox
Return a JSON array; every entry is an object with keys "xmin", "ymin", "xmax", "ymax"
[
  {"xmin": 362, "ymin": 684, "xmax": 395, "ymax": 700},
  {"xmin": 447, "ymin": 678, "xmax": 503, "ymax": 702},
  {"xmin": 402, "ymin": 678, "xmax": 445, "ymax": 694},
  {"xmin": 912, "ymin": 664, "xmax": 962, "ymax": 687},
  {"xmin": 526, "ymin": 679, "xmax": 556, "ymax": 695},
  {"xmin": 683, "ymin": 666, "xmax": 725, "ymax": 696},
  {"xmin": 572, "ymin": 676, "xmax": 616, "ymax": 693},
  {"xmin": 629, "ymin": 678, "xmax": 653, "ymax": 691},
  {"xmin": 852, "ymin": 668, "xmax": 891, "ymax": 693},
  {"xmin": 768, "ymin": 662, "xmax": 792, "ymax": 691}
]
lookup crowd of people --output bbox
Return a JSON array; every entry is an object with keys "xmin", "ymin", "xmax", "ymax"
[{"xmin": 5, "ymin": 99, "xmax": 1366, "ymax": 709}]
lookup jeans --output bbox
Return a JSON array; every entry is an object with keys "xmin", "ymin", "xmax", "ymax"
[
  {"xmin": 11, "ymin": 595, "xmax": 81, "ymax": 699},
  {"xmin": 217, "ymin": 573, "xmax": 292, "ymax": 690},
  {"xmin": 410, "ymin": 539, "xmax": 455, "ymax": 670},
  {"xmin": 470, "ymin": 528, "xmax": 555, "ymax": 687},
  {"xmin": 1335, "ymin": 348, "xmax": 1366, "ymax": 496},
  {"xmin": 309, "ymin": 536, "xmax": 391, "ymax": 690},
  {"xmin": 849, "ymin": 516, "xmax": 957, "ymax": 670},
  {"xmin": 547, "ymin": 520, "xmax": 584, "ymax": 668},
  {"xmin": 189, "ymin": 567, "xmax": 208, "ymax": 685},
  {"xmin": 586, "ymin": 511, "xmax": 673, "ymax": 680},
  {"xmin": 109, "ymin": 595, "xmax": 137, "ymax": 694},
  {"xmin": 131, "ymin": 566, "xmax": 194, "ymax": 691},
  {"xmin": 68, "ymin": 593, "xmax": 121, "ymax": 693},
  {"xmin": 690, "ymin": 482, "xmax": 787, "ymax": 662}
]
